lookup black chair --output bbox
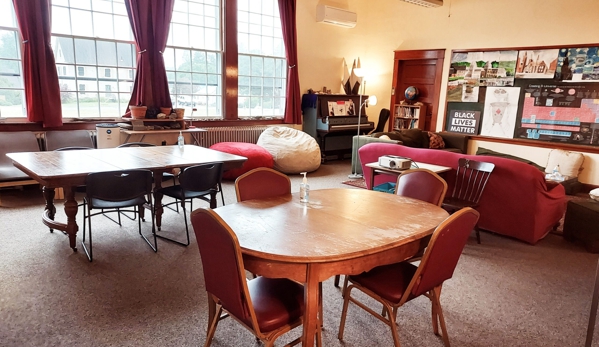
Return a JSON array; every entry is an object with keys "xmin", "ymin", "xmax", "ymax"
[
  {"xmin": 442, "ymin": 158, "xmax": 495, "ymax": 244},
  {"xmin": 117, "ymin": 142, "xmax": 178, "ymax": 186},
  {"xmin": 82, "ymin": 169, "xmax": 156, "ymax": 261},
  {"xmin": 157, "ymin": 162, "xmax": 224, "ymax": 246},
  {"xmin": 369, "ymin": 108, "xmax": 391, "ymax": 134},
  {"xmin": 45, "ymin": 130, "xmax": 94, "ymax": 150}
]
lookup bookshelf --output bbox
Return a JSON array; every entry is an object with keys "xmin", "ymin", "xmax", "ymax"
[{"xmin": 392, "ymin": 103, "xmax": 426, "ymax": 130}]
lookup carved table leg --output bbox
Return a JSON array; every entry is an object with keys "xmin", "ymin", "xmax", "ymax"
[
  {"xmin": 63, "ymin": 186, "xmax": 79, "ymax": 251},
  {"xmin": 153, "ymin": 171, "xmax": 164, "ymax": 231},
  {"xmin": 42, "ymin": 186, "xmax": 57, "ymax": 233}
]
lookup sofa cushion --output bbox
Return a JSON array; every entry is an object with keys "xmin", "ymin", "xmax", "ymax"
[
  {"xmin": 427, "ymin": 132, "xmax": 445, "ymax": 149},
  {"xmin": 545, "ymin": 149, "xmax": 584, "ymax": 178},
  {"xmin": 476, "ymin": 147, "xmax": 545, "ymax": 171}
]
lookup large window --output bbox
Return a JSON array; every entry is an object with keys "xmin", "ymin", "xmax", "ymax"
[
  {"xmin": 0, "ymin": 0, "xmax": 25, "ymax": 118},
  {"xmin": 238, "ymin": 0, "xmax": 286, "ymax": 119},
  {"xmin": 166, "ymin": 0, "xmax": 222, "ymax": 118},
  {"xmin": 51, "ymin": 0, "xmax": 136, "ymax": 118},
  {"xmin": 1, "ymin": 0, "xmax": 287, "ymax": 121}
]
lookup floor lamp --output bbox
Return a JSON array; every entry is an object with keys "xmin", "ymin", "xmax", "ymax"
[{"xmin": 348, "ymin": 93, "xmax": 377, "ymax": 179}]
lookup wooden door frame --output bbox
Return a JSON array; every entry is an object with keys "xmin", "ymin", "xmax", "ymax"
[{"xmin": 391, "ymin": 49, "xmax": 445, "ymax": 132}]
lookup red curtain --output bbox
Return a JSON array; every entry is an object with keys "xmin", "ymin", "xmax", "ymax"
[
  {"xmin": 278, "ymin": 0, "xmax": 301, "ymax": 124},
  {"xmin": 12, "ymin": 0, "xmax": 62, "ymax": 127},
  {"xmin": 124, "ymin": 0, "xmax": 174, "ymax": 112}
]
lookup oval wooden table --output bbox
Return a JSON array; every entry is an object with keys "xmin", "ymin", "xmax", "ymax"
[{"xmin": 211, "ymin": 188, "xmax": 449, "ymax": 347}]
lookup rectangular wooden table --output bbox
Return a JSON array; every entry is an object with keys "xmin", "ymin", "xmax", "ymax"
[
  {"xmin": 121, "ymin": 128, "xmax": 207, "ymax": 145},
  {"xmin": 7, "ymin": 145, "xmax": 246, "ymax": 252},
  {"xmin": 211, "ymin": 188, "xmax": 449, "ymax": 347},
  {"xmin": 365, "ymin": 161, "xmax": 452, "ymax": 190}
]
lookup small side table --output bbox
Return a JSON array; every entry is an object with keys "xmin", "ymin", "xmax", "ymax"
[
  {"xmin": 545, "ymin": 174, "xmax": 582, "ymax": 195},
  {"xmin": 563, "ymin": 199, "xmax": 599, "ymax": 253}
]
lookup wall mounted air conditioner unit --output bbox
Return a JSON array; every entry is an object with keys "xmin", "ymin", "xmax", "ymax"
[
  {"xmin": 401, "ymin": 0, "xmax": 443, "ymax": 8},
  {"xmin": 316, "ymin": 5, "xmax": 357, "ymax": 28}
]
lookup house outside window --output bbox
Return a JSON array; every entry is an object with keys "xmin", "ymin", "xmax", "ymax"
[
  {"xmin": 52, "ymin": 0, "xmax": 136, "ymax": 118},
  {"xmin": 237, "ymin": 0, "xmax": 286, "ymax": 119},
  {"xmin": 0, "ymin": 0, "xmax": 25, "ymax": 117},
  {"xmin": 3, "ymin": 0, "xmax": 288, "ymax": 121}
]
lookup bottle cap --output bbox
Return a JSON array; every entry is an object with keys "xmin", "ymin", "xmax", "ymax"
[{"xmin": 301, "ymin": 172, "xmax": 307, "ymax": 184}]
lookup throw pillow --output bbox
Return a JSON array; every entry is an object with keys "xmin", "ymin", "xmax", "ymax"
[
  {"xmin": 545, "ymin": 149, "xmax": 584, "ymax": 178},
  {"xmin": 427, "ymin": 132, "xmax": 446, "ymax": 149}
]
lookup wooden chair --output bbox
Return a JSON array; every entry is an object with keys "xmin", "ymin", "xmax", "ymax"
[
  {"xmin": 442, "ymin": 158, "xmax": 494, "ymax": 244},
  {"xmin": 158, "ymin": 163, "xmax": 223, "ymax": 246},
  {"xmin": 82, "ymin": 169, "xmax": 156, "ymax": 262},
  {"xmin": 190, "ymin": 208, "xmax": 320, "ymax": 347},
  {"xmin": 338, "ymin": 208, "xmax": 480, "ymax": 347},
  {"xmin": 395, "ymin": 168, "xmax": 447, "ymax": 206},
  {"xmin": 234, "ymin": 167, "xmax": 291, "ymax": 202},
  {"xmin": 334, "ymin": 168, "xmax": 448, "ymax": 287}
]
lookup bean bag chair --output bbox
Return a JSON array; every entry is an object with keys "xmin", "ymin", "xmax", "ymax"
[
  {"xmin": 257, "ymin": 127, "xmax": 321, "ymax": 174},
  {"xmin": 209, "ymin": 142, "xmax": 274, "ymax": 180}
]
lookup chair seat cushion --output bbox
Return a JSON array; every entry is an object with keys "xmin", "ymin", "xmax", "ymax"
[
  {"xmin": 209, "ymin": 142, "xmax": 274, "ymax": 180},
  {"xmin": 256, "ymin": 127, "xmax": 321, "ymax": 174},
  {"xmin": 247, "ymin": 277, "xmax": 305, "ymax": 333},
  {"xmin": 87, "ymin": 196, "xmax": 147, "ymax": 209},
  {"xmin": 349, "ymin": 262, "xmax": 418, "ymax": 303}
]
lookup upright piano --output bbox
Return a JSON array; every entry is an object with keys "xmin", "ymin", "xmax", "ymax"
[{"xmin": 302, "ymin": 94, "xmax": 374, "ymax": 162}]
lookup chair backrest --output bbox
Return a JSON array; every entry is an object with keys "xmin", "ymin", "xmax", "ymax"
[
  {"xmin": 235, "ymin": 167, "xmax": 291, "ymax": 202},
  {"xmin": 190, "ymin": 208, "xmax": 257, "ymax": 330},
  {"xmin": 0, "ymin": 131, "xmax": 41, "ymax": 181},
  {"xmin": 179, "ymin": 162, "xmax": 223, "ymax": 193},
  {"xmin": 395, "ymin": 168, "xmax": 447, "ymax": 206},
  {"xmin": 370, "ymin": 108, "xmax": 391, "ymax": 134},
  {"xmin": 85, "ymin": 170, "xmax": 153, "ymax": 207},
  {"xmin": 405, "ymin": 207, "xmax": 480, "ymax": 300},
  {"xmin": 117, "ymin": 142, "xmax": 156, "ymax": 148},
  {"xmin": 449, "ymin": 158, "xmax": 495, "ymax": 204},
  {"xmin": 54, "ymin": 146, "xmax": 94, "ymax": 151},
  {"xmin": 45, "ymin": 130, "xmax": 94, "ymax": 151}
]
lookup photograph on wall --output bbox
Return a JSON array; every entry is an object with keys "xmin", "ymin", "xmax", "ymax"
[
  {"xmin": 555, "ymin": 47, "xmax": 599, "ymax": 81},
  {"xmin": 514, "ymin": 79, "xmax": 599, "ymax": 145},
  {"xmin": 480, "ymin": 87, "xmax": 521, "ymax": 139},
  {"xmin": 447, "ymin": 50, "xmax": 517, "ymax": 102},
  {"xmin": 515, "ymin": 49, "xmax": 559, "ymax": 79},
  {"xmin": 461, "ymin": 82, "xmax": 479, "ymax": 102}
]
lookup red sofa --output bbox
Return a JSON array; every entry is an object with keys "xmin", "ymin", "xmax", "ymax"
[{"xmin": 359, "ymin": 143, "xmax": 567, "ymax": 244}]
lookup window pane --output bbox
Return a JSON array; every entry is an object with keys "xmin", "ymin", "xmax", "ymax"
[
  {"xmin": 238, "ymin": 0, "xmax": 286, "ymax": 118},
  {"xmin": 97, "ymin": 41, "xmax": 117, "ymax": 66},
  {"xmin": 0, "ymin": 2, "xmax": 25, "ymax": 117}
]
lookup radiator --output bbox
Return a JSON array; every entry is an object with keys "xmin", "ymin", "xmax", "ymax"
[{"xmin": 198, "ymin": 126, "xmax": 270, "ymax": 147}]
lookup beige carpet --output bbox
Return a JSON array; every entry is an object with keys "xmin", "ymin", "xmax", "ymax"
[{"xmin": 1, "ymin": 160, "xmax": 599, "ymax": 347}]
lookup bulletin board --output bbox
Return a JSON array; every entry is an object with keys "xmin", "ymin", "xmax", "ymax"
[{"xmin": 444, "ymin": 45, "xmax": 599, "ymax": 148}]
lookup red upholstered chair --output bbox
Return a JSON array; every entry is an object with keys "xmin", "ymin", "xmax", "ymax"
[
  {"xmin": 442, "ymin": 158, "xmax": 494, "ymax": 244},
  {"xmin": 190, "ymin": 208, "xmax": 319, "ymax": 347},
  {"xmin": 234, "ymin": 167, "xmax": 291, "ymax": 202},
  {"xmin": 338, "ymin": 208, "xmax": 479, "ymax": 347},
  {"xmin": 395, "ymin": 168, "xmax": 447, "ymax": 207},
  {"xmin": 334, "ymin": 168, "xmax": 448, "ymax": 288},
  {"xmin": 209, "ymin": 142, "xmax": 274, "ymax": 180}
]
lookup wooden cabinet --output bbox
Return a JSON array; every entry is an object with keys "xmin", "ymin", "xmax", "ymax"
[{"xmin": 392, "ymin": 103, "xmax": 426, "ymax": 130}]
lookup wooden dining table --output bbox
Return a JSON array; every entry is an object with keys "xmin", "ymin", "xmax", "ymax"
[
  {"xmin": 6, "ymin": 145, "xmax": 246, "ymax": 252},
  {"xmin": 211, "ymin": 188, "xmax": 449, "ymax": 347}
]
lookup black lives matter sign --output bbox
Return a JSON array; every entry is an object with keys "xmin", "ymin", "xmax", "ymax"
[{"xmin": 446, "ymin": 110, "xmax": 481, "ymax": 135}]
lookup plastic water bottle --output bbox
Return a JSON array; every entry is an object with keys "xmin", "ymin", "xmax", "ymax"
[
  {"xmin": 299, "ymin": 172, "xmax": 309, "ymax": 203},
  {"xmin": 552, "ymin": 165, "xmax": 562, "ymax": 180},
  {"xmin": 177, "ymin": 131, "xmax": 184, "ymax": 149}
]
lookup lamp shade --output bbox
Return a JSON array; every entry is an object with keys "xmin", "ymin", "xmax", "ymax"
[{"xmin": 367, "ymin": 95, "xmax": 377, "ymax": 106}]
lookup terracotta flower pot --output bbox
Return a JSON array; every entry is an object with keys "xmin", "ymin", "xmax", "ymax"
[{"xmin": 130, "ymin": 106, "xmax": 147, "ymax": 119}]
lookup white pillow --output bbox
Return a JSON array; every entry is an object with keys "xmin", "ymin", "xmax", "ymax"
[
  {"xmin": 545, "ymin": 149, "xmax": 584, "ymax": 178},
  {"xmin": 590, "ymin": 188, "xmax": 599, "ymax": 202}
]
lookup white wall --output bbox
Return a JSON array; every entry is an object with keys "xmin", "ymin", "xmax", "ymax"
[{"xmin": 296, "ymin": 0, "xmax": 599, "ymax": 185}]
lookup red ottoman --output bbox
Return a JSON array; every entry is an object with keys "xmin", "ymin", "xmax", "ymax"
[{"xmin": 209, "ymin": 142, "xmax": 274, "ymax": 180}]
